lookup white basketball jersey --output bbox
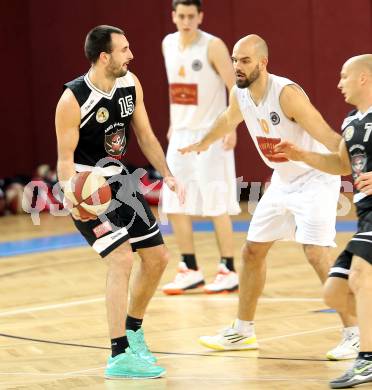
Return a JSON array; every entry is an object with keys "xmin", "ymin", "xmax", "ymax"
[
  {"xmin": 162, "ymin": 30, "xmax": 226, "ymax": 131},
  {"xmin": 234, "ymin": 74, "xmax": 329, "ymax": 183}
]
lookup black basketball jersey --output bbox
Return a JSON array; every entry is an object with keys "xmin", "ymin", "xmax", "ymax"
[
  {"xmin": 64, "ymin": 71, "xmax": 136, "ymax": 171},
  {"xmin": 342, "ymin": 107, "xmax": 372, "ymax": 215}
]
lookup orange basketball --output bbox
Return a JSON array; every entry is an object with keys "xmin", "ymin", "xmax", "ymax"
[{"xmin": 67, "ymin": 172, "xmax": 112, "ymax": 218}]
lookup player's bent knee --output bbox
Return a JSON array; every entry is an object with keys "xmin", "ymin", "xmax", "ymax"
[
  {"xmin": 348, "ymin": 268, "xmax": 362, "ymax": 295},
  {"xmin": 303, "ymin": 244, "xmax": 325, "ymax": 267},
  {"xmin": 157, "ymin": 247, "xmax": 170, "ymax": 268},
  {"xmin": 323, "ymin": 283, "xmax": 335, "ymax": 308},
  {"xmin": 323, "ymin": 281, "xmax": 342, "ymax": 310},
  {"xmin": 140, "ymin": 245, "xmax": 170, "ymax": 269},
  {"xmin": 241, "ymin": 242, "xmax": 267, "ymax": 265}
]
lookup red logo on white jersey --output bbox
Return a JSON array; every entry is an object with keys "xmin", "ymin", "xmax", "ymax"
[
  {"xmin": 256, "ymin": 137, "xmax": 288, "ymax": 163},
  {"xmin": 169, "ymin": 83, "xmax": 198, "ymax": 105}
]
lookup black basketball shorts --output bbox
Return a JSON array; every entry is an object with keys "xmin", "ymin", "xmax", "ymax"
[
  {"xmin": 73, "ymin": 176, "xmax": 164, "ymax": 258},
  {"xmin": 329, "ymin": 210, "xmax": 372, "ymax": 279}
]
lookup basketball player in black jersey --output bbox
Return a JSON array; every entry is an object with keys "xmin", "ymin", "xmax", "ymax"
[
  {"xmin": 55, "ymin": 25, "xmax": 184, "ymax": 379},
  {"xmin": 274, "ymin": 54, "xmax": 372, "ymax": 389}
]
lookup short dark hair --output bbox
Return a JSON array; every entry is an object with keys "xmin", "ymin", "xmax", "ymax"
[
  {"xmin": 84, "ymin": 25, "xmax": 125, "ymax": 64},
  {"xmin": 172, "ymin": 0, "xmax": 202, "ymax": 11}
]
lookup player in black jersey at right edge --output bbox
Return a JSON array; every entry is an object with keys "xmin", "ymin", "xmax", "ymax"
[
  {"xmin": 274, "ymin": 54, "xmax": 372, "ymax": 389},
  {"xmin": 55, "ymin": 25, "xmax": 184, "ymax": 380}
]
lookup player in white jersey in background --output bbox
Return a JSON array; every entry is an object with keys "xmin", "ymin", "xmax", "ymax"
[
  {"xmin": 161, "ymin": 0, "xmax": 241, "ymax": 295},
  {"xmin": 179, "ymin": 34, "xmax": 359, "ymax": 360}
]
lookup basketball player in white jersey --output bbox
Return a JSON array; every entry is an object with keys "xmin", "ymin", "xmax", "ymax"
[
  {"xmin": 180, "ymin": 34, "xmax": 359, "ymax": 360},
  {"xmin": 161, "ymin": 0, "xmax": 241, "ymax": 295}
]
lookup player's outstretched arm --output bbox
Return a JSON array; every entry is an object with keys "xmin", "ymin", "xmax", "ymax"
[
  {"xmin": 179, "ymin": 89, "xmax": 243, "ymax": 154},
  {"xmin": 208, "ymin": 37, "xmax": 237, "ymax": 151},
  {"xmin": 280, "ymin": 85, "xmax": 342, "ymax": 152},
  {"xmin": 131, "ymin": 73, "xmax": 185, "ymax": 204},
  {"xmin": 274, "ymin": 138, "xmax": 351, "ymax": 175}
]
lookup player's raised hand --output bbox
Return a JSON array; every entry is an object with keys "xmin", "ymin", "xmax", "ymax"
[
  {"xmin": 355, "ymin": 172, "xmax": 372, "ymax": 195},
  {"xmin": 178, "ymin": 141, "xmax": 209, "ymax": 155},
  {"xmin": 273, "ymin": 140, "xmax": 304, "ymax": 161},
  {"xmin": 163, "ymin": 176, "xmax": 186, "ymax": 205}
]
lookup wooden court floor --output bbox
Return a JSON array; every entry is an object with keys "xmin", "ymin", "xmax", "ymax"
[{"xmin": 0, "ymin": 208, "xmax": 364, "ymax": 390}]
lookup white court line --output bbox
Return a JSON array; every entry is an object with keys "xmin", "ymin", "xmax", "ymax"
[
  {"xmin": 0, "ymin": 296, "xmax": 322, "ymax": 317},
  {"xmin": 259, "ymin": 325, "xmax": 339, "ymax": 343},
  {"xmin": 0, "ymin": 297, "xmax": 104, "ymax": 317},
  {"xmin": 154, "ymin": 297, "xmax": 323, "ymax": 302},
  {"xmin": 156, "ymin": 325, "xmax": 340, "ymax": 357},
  {"xmin": 0, "ymin": 372, "xmax": 102, "ymax": 377},
  {"xmin": 0, "ymin": 366, "xmax": 105, "ymax": 379},
  {"xmin": 0, "ymin": 294, "xmax": 338, "ymax": 384},
  {"xmin": 63, "ymin": 366, "xmax": 105, "ymax": 374},
  {"xmin": 166, "ymin": 376, "xmax": 329, "ymax": 383}
]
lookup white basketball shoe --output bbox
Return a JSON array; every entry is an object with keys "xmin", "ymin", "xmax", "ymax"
[
  {"xmin": 162, "ymin": 262, "xmax": 205, "ymax": 295},
  {"xmin": 326, "ymin": 327, "xmax": 360, "ymax": 360},
  {"xmin": 199, "ymin": 324, "xmax": 258, "ymax": 351},
  {"xmin": 204, "ymin": 263, "xmax": 239, "ymax": 294}
]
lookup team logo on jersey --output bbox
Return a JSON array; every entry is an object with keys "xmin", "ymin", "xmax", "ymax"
[
  {"xmin": 96, "ymin": 107, "xmax": 109, "ymax": 123},
  {"xmin": 270, "ymin": 112, "xmax": 280, "ymax": 125},
  {"xmin": 192, "ymin": 59, "xmax": 203, "ymax": 71},
  {"xmin": 105, "ymin": 128, "xmax": 126, "ymax": 157},
  {"xmin": 343, "ymin": 125, "xmax": 354, "ymax": 141},
  {"xmin": 351, "ymin": 152, "xmax": 367, "ymax": 179}
]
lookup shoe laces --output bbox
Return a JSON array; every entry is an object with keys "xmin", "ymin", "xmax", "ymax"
[
  {"xmin": 124, "ymin": 347, "xmax": 153, "ymax": 367},
  {"xmin": 212, "ymin": 264, "xmax": 232, "ymax": 283},
  {"xmin": 173, "ymin": 269, "xmax": 191, "ymax": 282},
  {"xmin": 131, "ymin": 330, "xmax": 150, "ymax": 354},
  {"xmin": 219, "ymin": 326, "xmax": 239, "ymax": 336},
  {"xmin": 173, "ymin": 263, "xmax": 197, "ymax": 282},
  {"xmin": 338, "ymin": 329, "xmax": 359, "ymax": 347},
  {"xmin": 212, "ymin": 272, "xmax": 228, "ymax": 284},
  {"xmin": 123, "ymin": 346, "xmax": 139, "ymax": 359}
]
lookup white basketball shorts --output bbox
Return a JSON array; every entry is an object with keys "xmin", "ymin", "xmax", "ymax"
[
  {"xmin": 161, "ymin": 128, "xmax": 241, "ymax": 216},
  {"xmin": 247, "ymin": 173, "xmax": 340, "ymax": 247}
]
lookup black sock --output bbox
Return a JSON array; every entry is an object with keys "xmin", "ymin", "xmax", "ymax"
[
  {"xmin": 221, "ymin": 257, "xmax": 235, "ymax": 272},
  {"xmin": 126, "ymin": 315, "xmax": 143, "ymax": 332},
  {"xmin": 359, "ymin": 352, "xmax": 372, "ymax": 361},
  {"xmin": 111, "ymin": 336, "xmax": 129, "ymax": 357},
  {"xmin": 182, "ymin": 254, "xmax": 198, "ymax": 270}
]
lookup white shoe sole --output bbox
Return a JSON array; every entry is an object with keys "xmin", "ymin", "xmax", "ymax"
[
  {"xmin": 326, "ymin": 352, "xmax": 358, "ymax": 361},
  {"xmin": 104, "ymin": 370, "xmax": 166, "ymax": 380},
  {"xmin": 199, "ymin": 337, "xmax": 259, "ymax": 351}
]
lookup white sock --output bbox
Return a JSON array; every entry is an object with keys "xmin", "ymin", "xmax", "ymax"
[
  {"xmin": 233, "ymin": 319, "xmax": 255, "ymax": 336},
  {"xmin": 345, "ymin": 326, "xmax": 359, "ymax": 337}
]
